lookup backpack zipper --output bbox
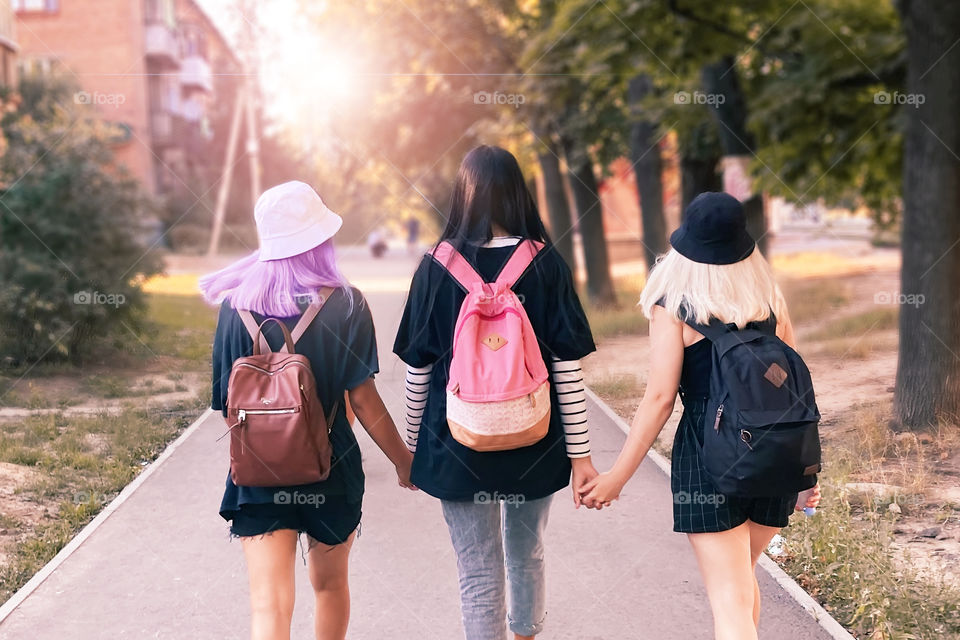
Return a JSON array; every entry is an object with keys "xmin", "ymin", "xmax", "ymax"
[
  {"xmin": 235, "ymin": 361, "xmax": 311, "ymax": 376},
  {"xmin": 713, "ymin": 404, "xmax": 724, "ymax": 431},
  {"xmin": 237, "ymin": 407, "xmax": 300, "ymax": 422}
]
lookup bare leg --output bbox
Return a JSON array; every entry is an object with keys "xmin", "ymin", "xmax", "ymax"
[
  {"xmin": 241, "ymin": 530, "xmax": 298, "ymax": 640},
  {"xmin": 687, "ymin": 523, "xmax": 758, "ymax": 640},
  {"xmin": 307, "ymin": 532, "xmax": 356, "ymax": 640},
  {"xmin": 746, "ymin": 521, "xmax": 781, "ymax": 628}
]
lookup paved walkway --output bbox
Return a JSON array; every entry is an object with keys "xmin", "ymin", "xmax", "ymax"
[{"xmin": 0, "ymin": 253, "xmax": 842, "ymax": 639}]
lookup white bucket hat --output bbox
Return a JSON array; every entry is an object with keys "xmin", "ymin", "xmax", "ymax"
[{"xmin": 254, "ymin": 181, "xmax": 343, "ymax": 261}]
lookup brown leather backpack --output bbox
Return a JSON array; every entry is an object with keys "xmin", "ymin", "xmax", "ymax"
[{"xmin": 222, "ymin": 288, "xmax": 337, "ymax": 487}]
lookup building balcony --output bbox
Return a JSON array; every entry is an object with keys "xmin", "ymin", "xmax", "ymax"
[
  {"xmin": 180, "ymin": 55, "xmax": 212, "ymax": 92},
  {"xmin": 144, "ymin": 22, "xmax": 180, "ymax": 68}
]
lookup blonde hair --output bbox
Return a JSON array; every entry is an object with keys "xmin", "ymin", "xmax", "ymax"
[{"xmin": 638, "ymin": 248, "xmax": 787, "ymax": 328}]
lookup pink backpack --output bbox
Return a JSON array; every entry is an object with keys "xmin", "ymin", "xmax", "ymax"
[{"xmin": 432, "ymin": 240, "xmax": 551, "ymax": 451}]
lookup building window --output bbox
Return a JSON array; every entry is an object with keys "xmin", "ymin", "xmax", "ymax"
[
  {"xmin": 18, "ymin": 56, "xmax": 60, "ymax": 77},
  {"xmin": 14, "ymin": 0, "xmax": 59, "ymax": 13}
]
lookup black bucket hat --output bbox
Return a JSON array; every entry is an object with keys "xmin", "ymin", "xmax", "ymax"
[{"xmin": 669, "ymin": 192, "xmax": 756, "ymax": 265}]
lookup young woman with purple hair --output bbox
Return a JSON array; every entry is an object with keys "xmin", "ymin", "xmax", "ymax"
[{"xmin": 201, "ymin": 181, "xmax": 415, "ymax": 640}]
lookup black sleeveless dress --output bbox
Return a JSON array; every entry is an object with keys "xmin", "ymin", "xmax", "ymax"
[{"xmin": 671, "ymin": 317, "xmax": 799, "ymax": 534}]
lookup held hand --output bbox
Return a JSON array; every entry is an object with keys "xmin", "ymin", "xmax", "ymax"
[
  {"xmin": 796, "ymin": 483, "xmax": 820, "ymax": 511},
  {"xmin": 570, "ymin": 456, "xmax": 599, "ymax": 509},
  {"xmin": 581, "ymin": 470, "xmax": 626, "ymax": 510},
  {"xmin": 396, "ymin": 452, "xmax": 418, "ymax": 491}
]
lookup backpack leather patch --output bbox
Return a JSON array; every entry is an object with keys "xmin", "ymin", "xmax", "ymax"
[
  {"xmin": 482, "ymin": 334, "xmax": 507, "ymax": 351},
  {"xmin": 764, "ymin": 363, "xmax": 788, "ymax": 388}
]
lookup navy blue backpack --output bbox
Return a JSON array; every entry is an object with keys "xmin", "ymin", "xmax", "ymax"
[{"xmin": 686, "ymin": 313, "xmax": 821, "ymax": 497}]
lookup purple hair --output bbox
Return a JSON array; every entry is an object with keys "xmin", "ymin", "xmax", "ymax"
[{"xmin": 199, "ymin": 240, "xmax": 352, "ymax": 317}]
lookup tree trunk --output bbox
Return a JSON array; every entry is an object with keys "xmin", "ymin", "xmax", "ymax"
[
  {"xmin": 701, "ymin": 59, "xmax": 769, "ymax": 256},
  {"xmin": 536, "ymin": 137, "xmax": 575, "ymax": 268},
  {"xmin": 680, "ymin": 154, "xmax": 722, "ymax": 216},
  {"xmin": 563, "ymin": 140, "xmax": 617, "ymax": 307},
  {"xmin": 894, "ymin": 0, "xmax": 960, "ymax": 429},
  {"xmin": 628, "ymin": 74, "xmax": 669, "ymax": 270}
]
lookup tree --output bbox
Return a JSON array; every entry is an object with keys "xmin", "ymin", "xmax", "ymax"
[
  {"xmin": 629, "ymin": 74, "xmax": 669, "ymax": 269},
  {"xmin": 533, "ymin": 128, "xmax": 575, "ymax": 267},
  {"xmin": 893, "ymin": 0, "xmax": 960, "ymax": 428},
  {"xmin": 0, "ymin": 75, "xmax": 162, "ymax": 364}
]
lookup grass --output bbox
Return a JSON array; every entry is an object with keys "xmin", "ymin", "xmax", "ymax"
[
  {"xmin": 589, "ymin": 374, "xmax": 641, "ymax": 401},
  {"xmin": 807, "ymin": 307, "xmax": 899, "ymax": 342},
  {"xmin": 773, "ymin": 402, "xmax": 960, "ymax": 638},
  {"xmin": 0, "ymin": 402, "xmax": 206, "ymax": 602},
  {"xmin": 583, "ymin": 276, "xmax": 649, "ymax": 340},
  {"xmin": 141, "ymin": 293, "xmax": 218, "ymax": 363},
  {"xmin": 779, "ymin": 277, "xmax": 852, "ymax": 325},
  {"xmin": 780, "ymin": 478, "xmax": 960, "ymax": 638}
]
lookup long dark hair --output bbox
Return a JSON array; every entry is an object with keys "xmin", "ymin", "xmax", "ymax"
[{"xmin": 439, "ymin": 145, "xmax": 550, "ymax": 251}]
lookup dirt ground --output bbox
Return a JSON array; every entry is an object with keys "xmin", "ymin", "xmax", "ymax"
[{"xmin": 583, "ymin": 266, "xmax": 960, "ymax": 587}]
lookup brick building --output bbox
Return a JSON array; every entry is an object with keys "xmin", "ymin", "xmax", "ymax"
[
  {"xmin": 14, "ymin": 0, "xmax": 239, "ymax": 198},
  {"xmin": 0, "ymin": 0, "xmax": 17, "ymax": 87}
]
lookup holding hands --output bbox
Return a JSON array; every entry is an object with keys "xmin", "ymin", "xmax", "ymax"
[{"xmin": 571, "ymin": 457, "xmax": 624, "ymax": 510}]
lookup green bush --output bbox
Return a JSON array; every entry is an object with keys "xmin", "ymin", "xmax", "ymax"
[{"xmin": 0, "ymin": 75, "xmax": 161, "ymax": 365}]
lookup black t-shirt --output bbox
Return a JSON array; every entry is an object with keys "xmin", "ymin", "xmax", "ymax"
[
  {"xmin": 212, "ymin": 287, "xmax": 378, "ymax": 517},
  {"xmin": 393, "ymin": 242, "xmax": 596, "ymax": 501}
]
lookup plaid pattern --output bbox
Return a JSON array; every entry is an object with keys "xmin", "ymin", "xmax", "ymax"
[{"xmin": 671, "ymin": 400, "xmax": 797, "ymax": 533}]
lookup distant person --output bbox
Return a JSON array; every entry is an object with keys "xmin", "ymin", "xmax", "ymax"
[
  {"xmin": 406, "ymin": 215, "xmax": 421, "ymax": 255},
  {"xmin": 582, "ymin": 192, "xmax": 821, "ymax": 640},
  {"xmin": 394, "ymin": 146, "xmax": 600, "ymax": 640},
  {"xmin": 367, "ymin": 226, "xmax": 388, "ymax": 258},
  {"xmin": 200, "ymin": 181, "xmax": 415, "ymax": 640}
]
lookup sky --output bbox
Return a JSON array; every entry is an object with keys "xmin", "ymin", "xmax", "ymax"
[{"xmin": 193, "ymin": 0, "xmax": 358, "ymax": 136}]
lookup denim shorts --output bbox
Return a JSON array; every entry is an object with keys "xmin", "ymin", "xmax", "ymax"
[{"xmin": 229, "ymin": 496, "xmax": 361, "ymax": 546}]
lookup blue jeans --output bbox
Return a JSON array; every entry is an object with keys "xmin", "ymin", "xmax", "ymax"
[{"xmin": 441, "ymin": 494, "xmax": 553, "ymax": 640}]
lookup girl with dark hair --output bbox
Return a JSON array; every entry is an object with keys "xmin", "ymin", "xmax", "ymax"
[{"xmin": 394, "ymin": 145, "xmax": 599, "ymax": 640}]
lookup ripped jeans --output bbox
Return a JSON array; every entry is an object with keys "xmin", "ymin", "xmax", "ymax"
[{"xmin": 441, "ymin": 494, "xmax": 553, "ymax": 640}]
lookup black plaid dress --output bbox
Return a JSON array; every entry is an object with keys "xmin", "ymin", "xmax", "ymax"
[{"xmin": 671, "ymin": 334, "xmax": 798, "ymax": 534}]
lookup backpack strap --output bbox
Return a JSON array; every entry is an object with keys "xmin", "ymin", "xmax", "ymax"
[
  {"xmin": 237, "ymin": 286, "xmax": 336, "ymax": 354},
  {"xmin": 431, "ymin": 242, "xmax": 484, "ymax": 292},
  {"xmin": 289, "ymin": 286, "xmax": 335, "ymax": 347},
  {"xmin": 238, "ymin": 310, "xmax": 271, "ymax": 354},
  {"xmin": 495, "ymin": 240, "xmax": 544, "ymax": 289}
]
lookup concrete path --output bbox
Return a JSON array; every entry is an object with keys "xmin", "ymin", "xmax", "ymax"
[{"xmin": 0, "ymin": 252, "xmax": 842, "ymax": 639}]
